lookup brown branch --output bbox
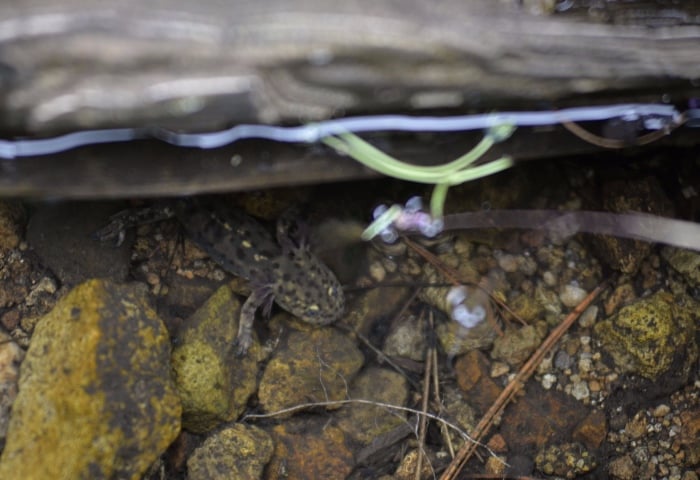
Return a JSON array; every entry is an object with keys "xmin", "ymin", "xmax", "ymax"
[{"xmin": 439, "ymin": 282, "xmax": 607, "ymax": 480}]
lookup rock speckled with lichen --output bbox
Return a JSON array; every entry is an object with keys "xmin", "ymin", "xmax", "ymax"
[
  {"xmin": 0, "ymin": 330, "xmax": 23, "ymax": 446},
  {"xmin": 588, "ymin": 177, "xmax": 672, "ymax": 274},
  {"xmin": 0, "ymin": 279, "xmax": 181, "ymax": 480},
  {"xmin": 336, "ymin": 367, "xmax": 409, "ymax": 445},
  {"xmin": 187, "ymin": 424, "xmax": 273, "ymax": 480},
  {"xmin": 594, "ymin": 291, "xmax": 698, "ymax": 380},
  {"xmin": 171, "ymin": 284, "xmax": 262, "ymax": 433},
  {"xmin": 258, "ymin": 320, "xmax": 364, "ymax": 416},
  {"xmin": 662, "ymin": 247, "xmax": 700, "ymax": 287}
]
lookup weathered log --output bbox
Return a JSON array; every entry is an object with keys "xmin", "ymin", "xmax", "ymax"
[{"xmin": 0, "ymin": 0, "xmax": 698, "ymax": 197}]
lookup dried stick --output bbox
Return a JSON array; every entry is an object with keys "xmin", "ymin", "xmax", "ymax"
[{"xmin": 439, "ymin": 283, "xmax": 606, "ymax": 480}]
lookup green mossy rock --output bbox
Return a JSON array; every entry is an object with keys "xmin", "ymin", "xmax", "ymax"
[
  {"xmin": 187, "ymin": 424, "xmax": 273, "ymax": 480},
  {"xmin": 594, "ymin": 291, "xmax": 698, "ymax": 380},
  {"xmin": 171, "ymin": 284, "xmax": 262, "ymax": 433}
]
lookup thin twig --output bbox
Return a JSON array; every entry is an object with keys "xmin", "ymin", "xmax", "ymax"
[
  {"xmin": 439, "ymin": 282, "xmax": 606, "ymax": 480},
  {"xmin": 243, "ymin": 398, "xmax": 493, "ymax": 457},
  {"xmin": 415, "ymin": 309, "xmax": 433, "ymax": 480}
]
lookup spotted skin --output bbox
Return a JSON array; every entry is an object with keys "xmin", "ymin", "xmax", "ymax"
[{"xmin": 96, "ymin": 200, "xmax": 345, "ymax": 354}]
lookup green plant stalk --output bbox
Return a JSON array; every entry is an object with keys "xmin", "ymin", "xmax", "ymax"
[
  {"xmin": 322, "ymin": 127, "xmax": 516, "ymax": 223},
  {"xmin": 429, "ymin": 156, "xmax": 512, "ymax": 218},
  {"xmin": 323, "ymin": 132, "xmax": 497, "ymax": 183}
]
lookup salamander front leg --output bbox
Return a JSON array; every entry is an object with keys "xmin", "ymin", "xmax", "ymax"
[{"xmin": 235, "ymin": 287, "xmax": 274, "ymax": 356}]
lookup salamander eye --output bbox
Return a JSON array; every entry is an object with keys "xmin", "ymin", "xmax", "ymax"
[{"xmin": 305, "ymin": 304, "xmax": 320, "ymax": 318}]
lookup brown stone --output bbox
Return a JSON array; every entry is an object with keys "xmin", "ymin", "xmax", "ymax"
[
  {"xmin": 265, "ymin": 417, "xmax": 354, "ymax": 480},
  {"xmin": 573, "ymin": 409, "xmax": 607, "ymax": 449},
  {"xmin": 486, "ymin": 433, "xmax": 508, "ymax": 453},
  {"xmin": 608, "ymin": 455, "xmax": 636, "ymax": 480},
  {"xmin": 454, "ymin": 350, "xmax": 501, "ymax": 413}
]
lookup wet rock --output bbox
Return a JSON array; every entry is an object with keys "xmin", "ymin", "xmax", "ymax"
[
  {"xmin": 559, "ymin": 284, "xmax": 588, "ymax": 308},
  {"xmin": 27, "ymin": 202, "xmax": 132, "ymax": 285},
  {"xmin": 344, "ymin": 277, "xmax": 414, "ymax": 338},
  {"xmin": 455, "ymin": 350, "xmax": 502, "ymax": 414},
  {"xmin": 0, "ymin": 249, "xmax": 33, "ymax": 310},
  {"xmin": 594, "ymin": 291, "xmax": 698, "ymax": 380},
  {"xmin": 608, "ymin": 454, "xmax": 637, "ymax": 480},
  {"xmin": 573, "ymin": 410, "xmax": 607, "ymax": 449},
  {"xmin": 0, "ymin": 330, "xmax": 23, "ymax": 448},
  {"xmin": 382, "ymin": 313, "xmax": 427, "ymax": 362},
  {"xmin": 265, "ymin": 416, "xmax": 354, "ymax": 480},
  {"xmin": 604, "ymin": 282, "xmax": 636, "ymax": 316},
  {"xmin": 0, "ymin": 201, "xmax": 23, "ymax": 252},
  {"xmin": 662, "ymin": 247, "xmax": 700, "ymax": 287},
  {"xmin": 535, "ymin": 442, "xmax": 597, "ymax": 478},
  {"xmin": 588, "ymin": 177, "xmax": 672, "ymax": 274},
  {"xmin": 440, "ymin": 385, "xmax": 477, "ymax": 448},
  {"xmin": 0, "ymin": 279, "xmax": 181, "ymax": 480},
  {"xmin": 436, "ymin": 316, "xmax": 497, "ymax": 357},
  {"xmin": 336, "ymin": 367, "xmax": 409, "ymax": 445},
  {"xmin": 508, "ymin": 293, "xmax": 544, "ymax": 324},
  {"xmin": 171, "ymin": 284, "xmax": 262, "ymax": 433},
  {"xmin": 187, "ymin": 424, "xmax": 273, "ymax": 480},
  {"xmin": 258, "ymin": 322, "xmax": 364, "ymax": 416},
  {"xmin": 393, "ymin": 449, "xmax": 435, "ymax": 480},
  {"xmin": 491, "ymin": 324, "xmax": 544, "ymax": 366}
]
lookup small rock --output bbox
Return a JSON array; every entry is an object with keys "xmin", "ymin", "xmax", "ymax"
[
  {"xmin": 578, "ymin": 355, "xmax": 593, "ymax": 374},
  {"xmin": 554, "ymin": 350, "xmax": 573, "ymax": 371},
  {"xmin": 608, "ymin": 454, "xmax": 637, "ymax": 480},
  {"xmin": 625, "ymin": 412, "xmax": 648, "ymax": 440},
  {"xmin": 0, "ymin": 201, "xmax": 23, "ymax": 252},
  {"xmin": 24, "ymin": 276, "xmax": 57, "ymax": 307},
  {"xmin": 542, "ymin": 270, "xmax": 557, "ymax": 287},
  {"xmin": 541, "ymin": 373, "xmax": 557, "ymax": 390},
  {"xmin": 435, "ymin": 310, "xmax": 496, "ymax": 357},
  {"xmin": 508, "ymin": 293, "xmax": 543, "ymax": 324},
  {"xmin": 258, "ymin": 324, "xmax": 364, "ymax": 416},
  {"xmin": 171, "ymin": 284, "xmax": 262, "ymax": 433},
  {"xmin": 662, "ymin": 247, "xmax": 700, "ymax": 287},
  {"xmin": 0, "ymin": 330, "xmax": 24, "ymax": 445},
  {"xmin": 653, "ymin": 404, "xmax": 671, "ymax": 418},
  {"xmin": 382, "ymin": 314, "xmax": 427, "ymax": 362},
  {"xmin": 485, "ymin": 455, "xmax": 507, "ymax": 475},
  {"xmin": 368, "ymin": 261, "xmax": 386, "ymax": 283},
  {"xmin": 336, "ymin": 367, "xmax": 409, "ymax": 445},
  {"xmin": 497, "ymin": 253, "xmax": 520, "ymax": 273},
  {"xmin": 0, "ymin": 279, "xmax": 181, "ymax": 479},
  {"xmin": 490, "ymin": 361, "xmax": 510, "ymax": 378},
  {"xmin": 559, "ymin": 284, "xmax": 588, "ymax": 308},
  {"xmin": 265, "ymin": 417, "xmax": 354, "ymax": 480},
  {"xmin": 573, "ymin": 410, "xmax": 607, "ymax": 449},
  {"xmin": 393, "ymin": 449, "xmax": 435, "ymax": 480},
  {"xmin": 491, "ymin": 325, "xmax": 542, "ymax": 366},
  {"xmin": 604, "ymin": 283, "xmax": 636, "ymax": 315},
  {"xmin": 187, "ymin": 424, "xmax": 273, "ymax": 480},
  {"xmin": 578, "ymin": 305, "xmax": 598, "ymax": 328},
  {"xmin": 440, "ymin": 386, "xmax": 477, "ymax": 448},
  {"xmin": 571, "ymin": 381, "xmax": 590, "ymax": 401},
  {"xmin": 535, "ymin": 442, "xmax": 597, "ymax": 478}
]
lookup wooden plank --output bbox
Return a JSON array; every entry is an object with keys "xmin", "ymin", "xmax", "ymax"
[
  {"xmin": 0, "ymin": 0, "xmax": 698, "ymax": 134},
  {"xmin": 0, "ymin": 0, "xmax": 698, "ymax": 197}
]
